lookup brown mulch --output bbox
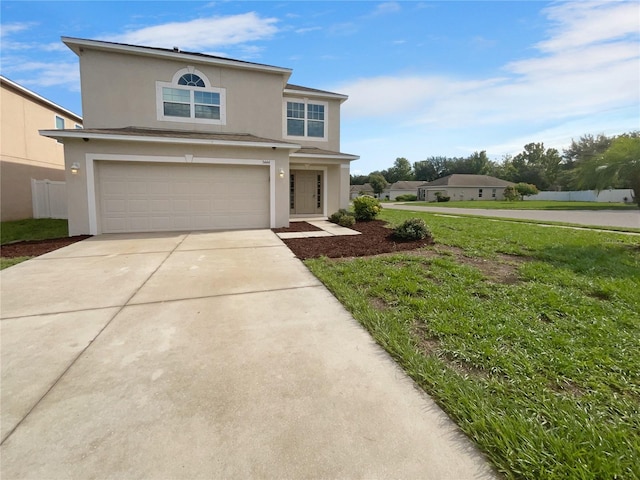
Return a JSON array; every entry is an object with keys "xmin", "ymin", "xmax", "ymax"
[
  {"xmin": 279, "ymin": 220, "xmax": 434, "ymax": 260},
  {"xmin": 1, "ymin": 220, "xmax": 431, "ymax": 261},
  {"xmin": 0, "ymin": 236, "xmax": 91, "ymax": 258},
  {"xmin": 272, "ymin": 221, "xmax": 322, "ymax": 233}
]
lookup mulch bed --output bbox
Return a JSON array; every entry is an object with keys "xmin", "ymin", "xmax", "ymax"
[
  {"xmin": 272, "ymin": 221, "xmax": 322, "ymax": 233},
  {"xmin": 1, "ymin": 220, "xmax": 431, "ymax": 261},
  {"xmin": 0, "ymin": 236, "xmax": 91, "ymax": 258},
  {"xmin": 279, "ymin": 220, "xmax": 434, "ymax": 260}
]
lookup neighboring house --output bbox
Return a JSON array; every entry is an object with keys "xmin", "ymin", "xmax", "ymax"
[
  {"xmin": 349, "ymin": 183, "xmax": 374, "ymax": 199},
  {"xmin": 418, "ymin": 174, "xmax": 514, "ymax": 202},
  {"xmin": 386, "ymin": 181, "xmax": 424, "ymax": 200},
  {"xmin": 40, "ymin": 38, "xmax": 358, "ymax": 235},
  {"xmin": 1, "ymin": 76, "xmax": 82, "ymax": 221}
]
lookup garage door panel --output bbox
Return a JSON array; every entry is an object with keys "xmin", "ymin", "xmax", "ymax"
[{"xmin": 98, "ymin": 162, "xmax": 270, "ymax": 233}]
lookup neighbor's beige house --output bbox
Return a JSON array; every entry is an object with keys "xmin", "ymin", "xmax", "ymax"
[
  {"xmin": 41, "ymin": 37, "xmax": 358, "ymax": 235},
  {"xmin": 1, "ymin": 76, "xmax": 82, "ymax": 221},
  {"xmin": 418, "ymin": 174, "xmax": 514, "ymax": 202},
  {"xmin": 385, "ymin": 181, "xmax": 424, "ymax": 200}
]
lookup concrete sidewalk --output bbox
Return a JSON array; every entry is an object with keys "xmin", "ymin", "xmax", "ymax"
[
  {"xmin": 385, "ymin": 203, "xmax": 640, "ymax": 229},
  {"xmin": 1, "ymin": 230, "xmax": 496, "ymax": 479}
]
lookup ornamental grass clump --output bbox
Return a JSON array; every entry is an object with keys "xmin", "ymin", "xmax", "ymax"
[
  {"xmin": 353, "ymin": 196, "xmax": 382, "ymax": 221},
  {"xmin": 393, "ymin": 218, "xmax": 430, "ymax": 240}
]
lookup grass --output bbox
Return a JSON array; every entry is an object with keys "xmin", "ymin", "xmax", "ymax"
[
  {"xmin": 1, "ymin": 218, "xmax": 68, "ymax": 245},
  {"xmin": 409, "ymin": 200, "xmax": 638, "ymax": 211},
  {"xmin": 0, "ymin": 256, "xmax": 32, "ymax": 270},
  {"xmin": 305, "ymin": 209, "xmax": 640, "ymax": 479},
  {"xmin": 1, "ymin": 219, "xmax": 69, "ymax": 270}
]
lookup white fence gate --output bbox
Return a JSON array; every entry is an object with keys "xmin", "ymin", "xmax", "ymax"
[{"xmin": 31, "ymin": 179, "xmax": 67, "ymax": 219}]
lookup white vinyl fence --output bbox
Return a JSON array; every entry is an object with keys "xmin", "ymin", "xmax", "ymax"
[
  {"xmin": 524, "ymin": 189, "xmax": 635, "ymax": 203},
  {"xmin": 31, "ymin": 179, "xmax": 67, "ymax": 219}
]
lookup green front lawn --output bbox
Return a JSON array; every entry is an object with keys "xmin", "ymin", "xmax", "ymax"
[
  {"xmin": 410, "ymin": 200, "xmax": 637, "ymax": 210},
  {"xmin": 306, "ymin": 209, "xmax": 640, "ymax": 479},
  {"xmin": 1, "ymin": 218, "xmax": 68, "ymax": 245}
]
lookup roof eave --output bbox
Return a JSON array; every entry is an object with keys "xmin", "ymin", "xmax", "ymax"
[
  {"xmin": 39, "ymin": 130, "xmax": 302, "ymax": 150},
  {"xmin": 291, "ymin": 152, "xmax": 359, "ymax": 161},
  {"xmin": 62, "ymin": 37, "xmax": 293, "ymax": 81},
  {"xmin": 283, "ymin": 88, "xmax": 349, "ymax": 102}
]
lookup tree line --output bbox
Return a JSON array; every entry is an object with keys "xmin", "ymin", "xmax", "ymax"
[{"xmin": 351, "ymin": 131, "xmax": 639, "ymax": 204}]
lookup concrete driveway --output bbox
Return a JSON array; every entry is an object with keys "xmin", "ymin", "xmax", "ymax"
[
  {"xmin": 385, "ymin": 204, "xmax": 640, "ymax": 229},
  {"xmin": 1, "ymin": 230, "xmax": 496, "ymax": 479}
]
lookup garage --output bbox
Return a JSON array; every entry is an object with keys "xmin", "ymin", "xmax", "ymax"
[{"xmin": 97, "ymin": 161, "xmax": 270, "ymax": 233}]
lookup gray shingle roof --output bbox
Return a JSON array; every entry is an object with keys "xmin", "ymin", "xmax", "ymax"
[{"xmin": 389, "ymin": 181, "xmax": 425, "ymax": 190}]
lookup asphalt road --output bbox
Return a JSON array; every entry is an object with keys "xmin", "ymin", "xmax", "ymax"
[{"xmin": 385, "ymin": 204, "xmax": 640, "ymax": 230}]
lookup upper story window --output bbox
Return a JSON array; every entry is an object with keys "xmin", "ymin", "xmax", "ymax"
[
  {"xmin": 156, "ymin": 68, "xmax": 226, "ymax": 125},
  {"xmin": 284, "ymin": 99, "xmax": 327, "ymax": 140},
  {"xmin": 55, "ymin": 116, "xmax": 65, "ymax": 129}
]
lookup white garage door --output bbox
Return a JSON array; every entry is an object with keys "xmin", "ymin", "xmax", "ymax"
[{"xmin": 98, "ymin": 161, "xmax": 270, "ymax": 233}]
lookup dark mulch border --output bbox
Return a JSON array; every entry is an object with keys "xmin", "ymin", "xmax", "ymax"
[
  {"xmin": 280, "ymin": 220, "xmax": 433, "ymax": 260},
  {"xmin": 272, "ymin": 221, "xmax": 322, "ymax": 233},
  {"xmin": 0, "ymin": 236, "xmax": 92, "ymax": 258}
]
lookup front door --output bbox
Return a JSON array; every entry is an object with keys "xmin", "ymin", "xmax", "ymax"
[{"xmin": 290, "ymin": 170, "xmax": 322, "ymax": 215}]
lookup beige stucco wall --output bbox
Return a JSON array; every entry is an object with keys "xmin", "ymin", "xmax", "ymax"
[
  {"xmin": 79, "ymin": 49, "xmax": 285, "ymax": 140},
  {"xmin": 421, "ymin": 187, "xmax": 507, "ymax": 202},
  {"xmin": 63, "ymin": 138, "xmax": 292, "ymax": 235},
  {"xmin": 1, "ymin": 82, "xmax": 81, "ymax": 221}
]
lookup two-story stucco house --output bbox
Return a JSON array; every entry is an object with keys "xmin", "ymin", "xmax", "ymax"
[
  {"xmin": 41, "ymin": 37, "xmax": 358, "ymax": 235},
  {"xmin": 1, "ymin": 76, "xmax": 83, "ymax": 221}
]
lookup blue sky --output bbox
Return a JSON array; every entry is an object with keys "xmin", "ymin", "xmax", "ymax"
[{"xmin": 2, "ymin": 1, "xmax": 639, "ymax": 174}]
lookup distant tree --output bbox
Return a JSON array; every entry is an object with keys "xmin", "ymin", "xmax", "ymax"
[
  {"xmin": 515, "ymin": 182, "xmax": 539, "ymax": 199},
  {"xmin": 413, "ymin": 160, "xmax": 438, "ymax": 182},
  {"xmin": 576, "ymin": 134, "xmax": 640, "ymax": 207},
  {"xmin": 491, "ymin": 154, "xmax": 518, "ymax": 182},
  {"xmin": 383, "ymin": 157, "xmax": 414, "ymax": 183},
  {"xmin": 560, "ymin": 134, "xmax": 613, "ymax": 190},
  {"xmin": 368, "ymin": 174, "xmax": 388, "ymax": 197},
  {"xmin": 350, "ymin": 174, "xmax": 369, "ymax": 185},
  {"xmin": 465, "ymin": 151, "xmax": 492, "ymax": 175},
  {"xmin": 511, "ymin": 142, "xmax": 561, "ymax": 190}
]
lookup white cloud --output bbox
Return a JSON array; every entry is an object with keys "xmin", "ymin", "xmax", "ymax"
[
  {"xmin": 109, "ymin": 12, "xmax": 279, "ymax": 50},
  {"xmin": 295, "ymin": 26, "xmax": 322, "ymax": 34},
  {"xmin": 0, "ymin": 22, "xmax": 36, "ymax": 37},
  {"xmin": 4, "ymin": 61, "xmax": 80, "ymax": 90},
  {"xmin": 371, "ymin": 2, "xmax": 401, "ymax": 16},
  {"xmin": 335, "ymin": 1, "xmax": 639, "ymax": 133},
  {"xmin": 537, "ymin": 1, "xmax": 639, "ymax": 52}
]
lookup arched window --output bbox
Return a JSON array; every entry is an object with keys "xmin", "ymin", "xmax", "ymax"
[
  {"xmin": 156, "ymin": 68, "xmax": 226, "ymax": 124},
  {"xmin": 178, "ymin": 73, "xmax": 205, "ymax": 87}
]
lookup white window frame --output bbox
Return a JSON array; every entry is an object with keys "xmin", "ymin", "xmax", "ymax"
[
  {"xmin": 55, "ymin": 115, "xmax": 65, "ymax": 129},
  {"xmin": 156, "ymin": 67, "xmax": 226, "ymax": 125},
  {"xmin": 283, "ymin": 98, "xmax": 328, "ymax": 142}
]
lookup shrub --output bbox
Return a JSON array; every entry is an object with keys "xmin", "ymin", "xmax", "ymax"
[
  {"xmin": 329, "ymin": 209, "xmax": 356, "ymax": 227},
  {"xmin": 337, "ymin": 215, "xmax": 355, "ymax": 227},
  {"xmin": 353, "ymin": 196, "xmax": 382, "ymax": 221},
  {"xmin": 393, "ymin": 218, "xmax": 430, "ymax": 240},
  {"xmin": 436, "ymin": 194, "xmax": 450, "ymax": 202},
  {"xmin": 503, "ymin": 186, "xmax": 519, "ymax": 201},
  {"xmin": 394, "ymin": 194, "xmax": 418, "ymax": 202}
]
